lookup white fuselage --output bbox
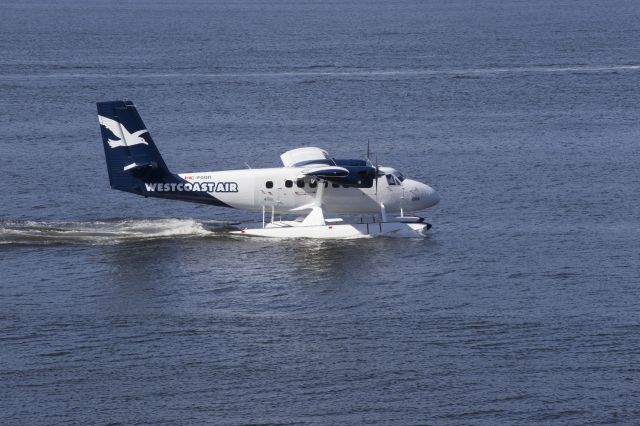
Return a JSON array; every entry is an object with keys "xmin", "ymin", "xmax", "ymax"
[{"xmin": 176, "ymin": 166, "xmax": 439, "ymax": 215}]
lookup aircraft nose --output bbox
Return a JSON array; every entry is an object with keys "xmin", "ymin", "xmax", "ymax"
[
  {"xmin": 421, "ymin": 184, "xmax": 440, "ymax": 208},
  {"xmin": 403, "ymin": 179, "xmax": 439, "ymax": 209}
]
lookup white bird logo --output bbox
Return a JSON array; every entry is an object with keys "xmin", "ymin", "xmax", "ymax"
[{"xmin": 98, "ymin": 115, "xmax": 149, "ymax": 148}]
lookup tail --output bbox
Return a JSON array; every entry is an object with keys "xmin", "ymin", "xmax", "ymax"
[
  {"xmin": 97, "ymin": 100, "xmax": 171, "ymax": 193},
  {"xmin": 97, "ymin": 100, "xmax": 229, "ymax": 207}
]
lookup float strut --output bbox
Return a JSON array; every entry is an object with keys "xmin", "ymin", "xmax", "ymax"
[{"xmin": 380, "ymin": 202, "xmax": 388, "ymax": 222}]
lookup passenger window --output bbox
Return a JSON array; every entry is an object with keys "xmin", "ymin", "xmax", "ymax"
[
  {"xmin": 309, "ymin": 180, "xmax": 317, "ymax": 188},
  {"xmin": 296, "ymin": 180, "xmax": 305, "ymax": 188},
  {"xmin": 285, "ymin": 180, "xmax": 293, "ymax": 188},
  {"xmin": 386, "ymin": 175, "xmax": 396, "ymax": 186},
  {"xmin": 332, "ymin": 183, "xmax": 340, "ymax": 188},
  {"xmin": 266, "ymin": 181, "xmax": 273, "ymax": 189}
]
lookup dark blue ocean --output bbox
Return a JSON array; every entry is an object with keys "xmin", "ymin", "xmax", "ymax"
[{"xmin": 2, "ymin": 0, "xmax": 640, "ymax": 423}]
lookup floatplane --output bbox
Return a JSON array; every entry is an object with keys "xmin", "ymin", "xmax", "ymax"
[{"xmin": 97, "ymin": 100, "xmax": 439, "ymax": 238}]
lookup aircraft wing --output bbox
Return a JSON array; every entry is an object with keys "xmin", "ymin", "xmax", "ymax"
[
  {"xmin": 300, "ymin": 166, "xmax": 349, "ymax": 178},
  {"xmin": 282, "ymin": 146, "xmax": 376, "ymax": 188}
]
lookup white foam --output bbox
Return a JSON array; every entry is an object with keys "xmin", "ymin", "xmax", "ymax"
[{"xmin": 0, "ymin": 219, "xmax": 215, "ymax": 245}]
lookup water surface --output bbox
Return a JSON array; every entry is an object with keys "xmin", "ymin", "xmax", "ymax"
[{"xmin": 1, "ymin": 0, "xmax": 640, "ymax": 423}]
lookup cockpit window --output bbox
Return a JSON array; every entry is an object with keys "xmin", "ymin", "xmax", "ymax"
[
  {"xmin": 386, "ymin": 174, "xmax": 397, "ymax": 186},
  {"xmin": 396, "ymin": 173, "xmax": 405, "ymax": 182}
]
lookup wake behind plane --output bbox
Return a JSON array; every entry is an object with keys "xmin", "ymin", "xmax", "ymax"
[{"xmin": 97, "ymin": 100, "xmax": 439, "ymax": 238}]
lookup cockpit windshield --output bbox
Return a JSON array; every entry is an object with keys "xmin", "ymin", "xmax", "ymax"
[
  {"xmin": 386, "ymin": 173, "xmax": 404, "ymax": 186},
  {"xmin": 379, "ymin": 167, "xmax": 406, "ymax": 185}
]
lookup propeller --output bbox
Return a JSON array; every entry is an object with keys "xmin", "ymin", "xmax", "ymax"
[
  {"xmin": 374, "ymin": 153, "xmax": 379, "ymax": 195},
  {"xmin": 365, "ymin": 140, "xmax": 380, "ymax": 196}
]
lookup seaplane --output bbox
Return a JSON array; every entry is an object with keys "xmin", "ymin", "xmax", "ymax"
[{"xmin": 97, "ymin": 100, "xmax": 440, "ymax": 238}]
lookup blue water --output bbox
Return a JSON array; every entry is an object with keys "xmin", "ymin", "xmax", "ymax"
[{"xmin": 1, "ymin": 0, "xmax": 640, "ymax": 423}]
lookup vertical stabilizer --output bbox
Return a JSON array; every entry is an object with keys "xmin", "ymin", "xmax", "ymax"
[{"xmin": 97, "ymin": 100, "xmax": 171, "ymax": 193}]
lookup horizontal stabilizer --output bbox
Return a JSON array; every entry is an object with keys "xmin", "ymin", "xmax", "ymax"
[
  {"xmin": 123, "ymin": 161, "xmax": 158, "ymax": 172},
  {"xmin": 281, "ymin": 147, "xmax": 330, "ymax": 167}
]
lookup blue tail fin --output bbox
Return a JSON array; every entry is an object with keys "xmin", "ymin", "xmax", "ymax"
[
  {"xmin": 97, "ymin": 100, "xmax": 230, "ymax": 207},
  {"xmin": 98, "ymin": 100, "xmax": 171, "ymax": 194}
]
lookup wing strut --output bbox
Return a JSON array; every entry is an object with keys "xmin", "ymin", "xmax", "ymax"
[{"xmin": 301, "ymin": 180, "xmax": 326, "ymax": 226}]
